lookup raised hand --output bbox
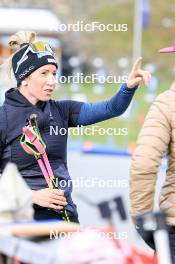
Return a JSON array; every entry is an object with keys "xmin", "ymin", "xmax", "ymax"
[{"xmin": 127, "ymin": 57, "xmax": 151, "ymax": 88}]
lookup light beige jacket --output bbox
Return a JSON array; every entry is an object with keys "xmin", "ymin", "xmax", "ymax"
[{"xmin": 130, "ymin": 83, "xmax": 175, "ymax": 226}]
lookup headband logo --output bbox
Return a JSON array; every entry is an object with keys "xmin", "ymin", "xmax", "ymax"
[
  {"xmin": 47, "ymin": 58, "xmax": 57, "ymax": 64},
  {"xmin": 19, "ymin": 65, "xmax": 35, "ymax": 79}
]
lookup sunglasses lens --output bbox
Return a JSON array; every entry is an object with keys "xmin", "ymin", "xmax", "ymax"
[{"xmin": 30, "ymin": 42, "xmax": 54, "ymax": 54}]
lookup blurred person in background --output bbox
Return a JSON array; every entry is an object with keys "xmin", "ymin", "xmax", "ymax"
[
  {"xmin": 0, "ymin": 31, "xmax": 151, "ymax": 222},
  {"xmin": 130, "ymin": 42, "xmax": 175, "ymax": 262}
]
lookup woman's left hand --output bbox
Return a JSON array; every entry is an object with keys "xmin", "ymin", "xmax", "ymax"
[{"xmin": 127, "ymin": 57, "xmax": 151, "ymax": 88}]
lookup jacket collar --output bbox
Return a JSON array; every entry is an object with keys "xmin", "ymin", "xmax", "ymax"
[{"xmin": 4, "ymin": 88, "xmax": 46, "ymax": 109}]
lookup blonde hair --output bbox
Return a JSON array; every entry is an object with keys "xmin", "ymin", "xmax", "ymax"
[{"xmin": 0, "ymin": 31, "xmax": 36, "ymax": 88}]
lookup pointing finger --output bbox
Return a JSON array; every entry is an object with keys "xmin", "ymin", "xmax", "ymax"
[{"xmin": 132, "ymin": 57, "xmax": 142, "ymax": 72}]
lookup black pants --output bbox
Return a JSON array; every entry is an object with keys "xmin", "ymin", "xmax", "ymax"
[
  {"xmin": 137, "ymin": 226, "xmax": 175, "ymax": 263},
  {"xmin": 34, "ymin": 207, "xmax": 79, "ymax": 223}
]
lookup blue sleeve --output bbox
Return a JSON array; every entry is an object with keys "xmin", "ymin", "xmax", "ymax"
[{"xmin": 76, "ymin": 83, "xmax": 138, "ymax": 126}]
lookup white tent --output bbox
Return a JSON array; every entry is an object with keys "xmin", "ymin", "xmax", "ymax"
[{"xmin": 0, "ymin": 7, "xmax": 63, "ymax": 41}]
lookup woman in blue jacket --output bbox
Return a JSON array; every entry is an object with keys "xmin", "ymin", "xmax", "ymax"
[{"xmin": 0, "ymin": 31, "xmax": 151, "ymax": 222}]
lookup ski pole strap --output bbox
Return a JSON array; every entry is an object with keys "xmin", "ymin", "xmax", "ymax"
[{"xmin": 20, "ymin": 126, "xmax": 46, "ymax": 156}]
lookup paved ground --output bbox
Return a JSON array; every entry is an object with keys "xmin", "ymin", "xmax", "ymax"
[{"xmin": 67, "ymin": 151, "xmax": 166, "ymax": 252}]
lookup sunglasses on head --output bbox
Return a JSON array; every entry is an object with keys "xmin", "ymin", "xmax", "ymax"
[
  {"xmin": 15, "ymin": 41, "xmax": 54, "ymax": 73},
  {"xmin": 29, "ymin": 41, "xmax": 54, "ymax": 54}
]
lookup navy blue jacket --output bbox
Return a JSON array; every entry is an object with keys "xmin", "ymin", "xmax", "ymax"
[{"xmin": 0, "ymin": 84, "xmax": 137, "ymax": 218}]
